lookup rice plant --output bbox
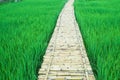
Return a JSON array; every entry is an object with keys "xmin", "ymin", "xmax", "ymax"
[
  {"xmin": 0, "ymin": 0, "xmax": 67, "ymax": 80},
  {"xmin": 74, "ymin": 0, "xmax": 120, "ymax": 80}
]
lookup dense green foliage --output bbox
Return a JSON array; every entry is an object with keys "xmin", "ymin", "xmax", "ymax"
[
  {"xmin": 0, "ymin": 0, "xmax": 66, "ymax": 80},
  {"xmin": 0, "ymin": 0, "xmax": 15, "ymax": 3},
  {"xmin": 74, "ymin": 0, "xmax": 120, "ymax": 80}
]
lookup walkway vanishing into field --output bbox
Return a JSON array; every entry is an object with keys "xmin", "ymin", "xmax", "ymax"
[{"xmin": 38, "ymin": 0, "xmax": 95, "ymax": 80}]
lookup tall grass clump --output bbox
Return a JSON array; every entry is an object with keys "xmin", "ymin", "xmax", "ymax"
[
  {"xmin": 74, "ymin": 0, "xmax": 120, "ymax": 80},
  {"xmin": 0, "ymin": 0, "xmax": 67, "ymax": 80}
]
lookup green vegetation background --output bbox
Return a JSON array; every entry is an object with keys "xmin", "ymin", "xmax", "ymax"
[
  {"xmin": 74, "ymin": 0, "xmax": 120, "ymax": 80},
  {"xmin": 0, "ymin": 0, "xmax": 67, "ymax": 80}
]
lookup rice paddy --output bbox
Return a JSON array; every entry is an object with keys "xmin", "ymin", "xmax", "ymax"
[
  {"xmin": 0, "ymin": 0, "xmax": 120, "ymax": 80},
  {"xmin": 0, "ymin": 0, "xmax": 67, "ymax": 80},
  {"xmin": 74, "ymin": 0, "xmax": 120, "ymax": 80}
]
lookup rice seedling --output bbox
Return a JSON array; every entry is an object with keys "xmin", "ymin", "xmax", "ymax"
[
  {"xmin": 74, "ymin": 0, "xmax": 120, "ymax": 80},
  {"xmin": 0, "ymin": 0, "xmax": 67, "ymax": 80}
]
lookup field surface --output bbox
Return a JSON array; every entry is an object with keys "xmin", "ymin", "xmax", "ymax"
[
  {"xmin": 0, "ymin": 0, "xmax": 66, "ymax": 80},
  {"xmin": 74, "ymin": 0, "xmax": 120, "ymax": 80}
]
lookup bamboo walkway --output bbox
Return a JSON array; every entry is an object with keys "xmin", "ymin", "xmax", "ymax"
[{"xmin": 38, "ymin": 0, "xmax": 95, "ymax": 79}]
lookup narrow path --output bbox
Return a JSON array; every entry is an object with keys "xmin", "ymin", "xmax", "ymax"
[{"xmin": 38, "ymin": 0, "xmax": 95, "ymax": 80}]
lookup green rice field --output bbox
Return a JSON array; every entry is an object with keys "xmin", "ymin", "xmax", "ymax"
[
  {"xmin": 0, "ymin": 0, "xmax": 66, "ymax": 80},
  {"xmin": 74, "ymin": 0, "xmax": 120, "ymax": 80},
  {"xmin": 1, "ymin": 0, "xmax": 120, "ymax": 80}
]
